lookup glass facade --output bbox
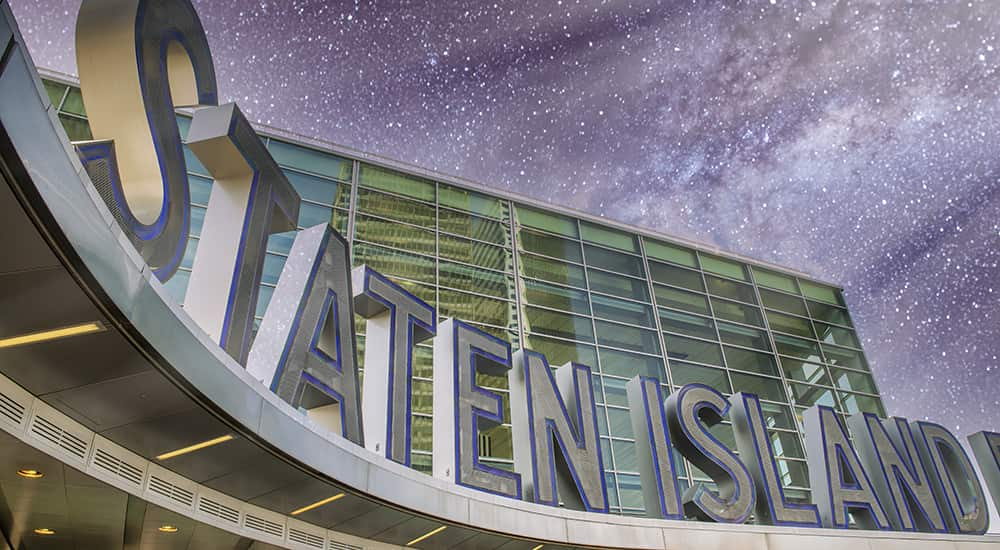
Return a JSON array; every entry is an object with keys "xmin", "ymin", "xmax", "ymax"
[{"xmin": 45, "ymin": 78, "xmax": 884, "ymax": 516}]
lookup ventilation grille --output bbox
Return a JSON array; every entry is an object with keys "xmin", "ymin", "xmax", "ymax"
[
  {"xmin": 92, "ymin": 448, "xmax": 143, "ymax": 487},
  {"xmin": 29, "ymin": 414, "xmax": 88, "ymax": 460},
  {"xmin": 288, "ymin": 528, "xmax": 325, "ymax": 549},
  {"xmin": 329, "ymin": 541, "xmax": 364, "ymax": 550},
  {"xmin": 245, "ymin": 513, "xmax": 284, "ymax": 539},
  {"xmin": 0, "ymin": 391, "xmax": 26, "ymax": 427},
  {"xmin": 148, "ymin": 474, "xmax": 195, "ymax": 508},
  {"xmin": 199, "ymin": 496, "xmax": 240, "ymax": 526}
]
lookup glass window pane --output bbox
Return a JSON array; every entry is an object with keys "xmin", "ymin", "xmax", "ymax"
[
  {"xmin": 255, "ymin": 284, "xmax": 274, "ymax": 319},
  {"xmin": 760, "ymin": 289, "xmax": 809, "ymax": 316},
  {"xmin": 283, "ymin": 169, "xmax": 350, "ymax": 208},
  {"xmin": 412, "ymin": 379, "xmax": 433, "ymax": 414},
  {"xmin": 839, "ymin": 392, "xmax": 885, "ymax": 415},
  {"xmin": 706, "ymin": 275, "xmax": 757, "ymax": 304},
  {"xmin": 807, "ymin": 300, "xmax": 853, "ymax": 327},
  {"xmin": 394, "ymin": 280, "xmax": 437, "ymax": 310},
  {"xmin": 618, "ymin": 473, "xmax": 645, "ymax": 508},
  {"xmin": 268, "ymin": 141, "xmax": 352, "ymax": 180},
  {"xmin": 761, "ymin": 402, "xmax": 796, "ymax": 430},
  {"xmin": 769, "ymin": 431, "xmax": 805, "ymax": 459},
  {"xmin": 524, "ymin": 279, "xmax": 590, "ymax": 316},
  {"xmin": 438, "ymin": 261, "xmax": 513, "ymax": 299},
  {"xmin": 587, "ymin": 269, "xmax": 650, "ymax": 302},
  {"xmin": 730, "ymin": 373, "xmax": 787, "ymax": 403},
  {"xmin": 189, "ymin": 174, "xmax": 212, "ymax": 206},
  {"xmin": 766, "ymin": 311, "xmax": 816, "ymax": 339},
  {"xmin": 519, "ymin": 229, "xmax": 582, "ymax": 263},
  {"xmin": 599, "ymin": 348, "xmax": 665, "ymax": 379},
  {"xmin": 648, "ymin": 261, "xmax": 704, "ymax": 291},
  {"xmin": 717, "ymin": 322, "xmax": 771, "ymax": 352},
  {"xmin": 298, "ymin": 202, "xmax": 332, "ymax": 228},
  {"xmin": 595, "ymin": 320, "xmax": 660, "ymax": 354},
  {"xmin": 525, "ymin": 306, "xmax": 594, "ymax": 342},
  {"xmin": 355, "ymin": 215, "xmax": 435, "ymax": 255},
  {"xmin": 779, "ymin": 357, "xmax": 831, "ymax": 386},
  {"xmin": 525, "ymin": 335, "xmax": 597, "ymax": 367},
  {"xmin": 43, "ymin": 80, "xmax": 66, "ymax": 107},
  {"xmin": 602, "ymin": 376, "xmax": 629, "ymax": 407},
  {"xmin": 664, "ymin": 334, "xmax": 723, "ymax": 367},
  {"xmin": 660, "ymin": 310, "xmax": 716, "ymax": 341},
  {"xmin": 800, "ymin": 280, "xmax": 844, "ymax": 306},
  {"xmin": 711, "ymin": 297, "xmax": 764, "ymax": 327},
  {"xmin": 723, "ymin": 346, "xmax": 778, "ymax": 377},
  {"xmin": 438, "ymin": 234, "xmax": 510, "ymax": 272},
  {"xmin": 440, "ymin": 208, "xmax": 509, "ymax": 245},
  {"xmin": 584, "ymin": 245, "xmax": 645, "ymax": 278},
  {"xmin": 520, "ymin": 253, "xmax": 586, "ymax": 288},
  {"xmin": 700, "ymin": 254, "xmax": 749, "ymax": 281},
  {"xmin": 753, "ymin": 267, "xmax": 799, "ymax": 293},
  {"xmin": 357, "ymin": 188, "xmax": 435, "ymax": 227},
  {"xmin": 61, "ymin": 87, "xmax": 87, "ymax": 116},
  {"xmin": 163, "ymin": 269, "xmax": 190, "ymax": 304},
  {"xmin": 774, "ymin": 334, "xmax": 823, "ymax": 363},
  {"xmin": 607, "ymin": 407, "xmax": 634, "ymax": 438},
  {"xmin": 516, "ymin": 204, "xmax": 578, "ymax": 237},
  {"xmin": 180, "ymin": 237, "xmax": 199, "ymax": 270},
  {"xmin": 190, "ymin": 205, "xmax": 206, "ymax": 236},
  {"xmin": 581, "ymin": 222, "xmax": 639, "ymax": 253},
  {"xmin": 183, "ymin": 145, "xmax": 208, "ymax": 176},
  {"xmin": 830, "ymin": 368, "xmax": 878, "ymax": 394},
  {"xmin": 267, "ymin": 231, "xmax": 296, "ymax": 255},
  {"xmin": 644, "ymin": 239, "xmax": 698, "ymax": 268},
  {"xmin": 353, "ymin": 242, "xmax": 435, "ymax": 283},
  {"xmin": 58, "ymin": 114, "xmax": 92, "ymax": 141},
  {"xmin": 671, "ymin": 361, "xmax": 731, "ymax": 394},
  {"xmin": 332, "ymin": 209, "xmax": 349, "ymax": 234},
  {"xmin": 654, "ymin": 285, "xmax": 709, "ymax": 315},
  {"xmin": 612, "ymin": 438, "xmax": 639, "ymax": 472},
  {"xmin": 439, "ymin": 183, "xmax": 506, "ymax": 219},
  {"xmin": 776, "ymin": 459, "xmax": 810, "ymax": 488},
  {"xmin": 591, "ymin": 295, "xmax": 655, "ymax": 327},
  {"xmin": 789, "ymin": 383, "xmax": 836, "ymax": 408},
  {"xmin": 261, "ymin": 253, "xmax": 287, "ymax": 286},
  {"xmin": 439, "ymin": 290, "xmax": 513, "ymax": 328},
  {"xmin": 821, "ymin": 344, "xmax": 870, "ymax": 371},
  {"xmin": 358, "ymin": 163, "xmax": 434, "ymax": 201},
  {"xmin": 814, "ymin": 322, "xmax": 861, "ymax": 348}
]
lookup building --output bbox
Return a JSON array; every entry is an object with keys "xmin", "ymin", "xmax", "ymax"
[{"xmin": 1, "ymin": 3, "xmax": 996, "ymax": 549}]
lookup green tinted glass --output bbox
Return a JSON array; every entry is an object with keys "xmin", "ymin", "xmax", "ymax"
[
  {"xmin": 766, "ymin": 311, "xmax": 816, "ymax": 339},
  {"xmin": 438, "ymin": 234, "xmax": 510, "ymax": 272},
  {"xmin": 519, "ymin": 229, "xmax": 583, "ymax": 262},
  {"xmin": 779, "ymin": 358, "xmax": 831, "ymax": 386},
  {"xmin": 660, "ymin": 309, "xmax": 716, "ymax": 341},
  {"xmin": 61, "ymin": 87, "xmax": 87, "ymax": 116},
  {"xmin": 760, "ymin": 289, "xmax": 809, "ymax": 316},
  {"xmin": 830, "ymin": 368, "xmax": 878, "ymax": 394},
  {"xmin": 519, "ymin": 253, "xmax": 587, "ymax": 288},
  {"xmin": 356, "ymin": 188, "xmax": 435, "ymax": 227},
  {"xmin": 585, "ymin": 245, "xmax": 645, "ymax": 278},
  {"xmin": 664, "ymin": 334, "xmax": 723, "ymax": 367},
  {"xmin": 439, "ymin": 183, "xmax": 506, "ymax": 219},
  {"xmin": 438, "ymin": 290, "xmax": 513, "ymax": 327},
  {"xmin": 768, "ymin": 431, "xmax": 805, "ymax": 459},
  {"xmin": 705, "ymin": 275, "xmax": 757, "ymax": 304},
  {"xmin": 580, "ymin": 222, "xmax": 639, "ymax": 253},
  {"xmin": 587, "ymin": 269, "xmax": 650, "ymax": 302},
  {"xmin": 268, "ymin": 140, "xmax": 352, "ymax": 180},
  {"xmin": 595, "ymin": 320, "xmax": 661, "ymax": 354},
  {"xmin": 717, "ymin": 322, "xmax": 771, "ymax": 352},
  {"xmin": 789, "ymin": 383, "xmax": 836, "ymax": 408},
  {"xmin": 648, "ymin": 261, "xmax": 704, "ymax": 291},
  {"xmin": 711, "ymin": 297, "xmax": 764, "ymax": 327},
  {"xmin": 525, "ymin": 335, "xmax": 597, "ymax": 367},
  {"xmin": 438, "ymin": 261, "xmax": 513, "ymax": 299},
  {"xmin": 753, "ymin": 267, "xmax": 798, "ymax": 293},
  {"xmin": 524, "ymin": 306, "xmax": 594, "ymax": 342},
  {"xmin": 644, "ymin": 239, "xmax": 698, "ymax": 268},
  {"xmin": 58, "ymin": 114, "xmax": 92, "ymax": 141},
  {"xmin": 359, "ymin": 164, "xmax": 435, "ymax": 201},
  {"xmin": 516, "ymin": 205, "xmax": 578, "ymax": 237},
  {"xmin": 821, "ymin": 344, "xmax": 869, "ymax": 371},
  {"xmin": 43, "ymin": 80, "xmax": 66, "ymax": 107},
  {"xmin": 283, "ymin": 169, "xmax": 350, "ymax": 208},
  {"xmin": 774, "ymin": 334, "xmax": 823, "ymax": 362},
  {"xmin": 731, "ymin": 373, "xmax": 787, "ymax": 403},
  {"xmin": 806, "ymin": 300, "xmax": 853, "ymax": 327},
  {"xmin": 670, "ymin": 361, "xmax": 731, "ymax": 393},
  {"xmin": 439, "ymin": 209, "xmax": 509, "ymax": 245},
  {"xmin": 654, "ymin": 285, "xmax": 710, "ymax": 316},
  {"xmin": 523, "ymin": 279, "xmax": 590, "ymax": 316},
  {"xmin": 814, "ymin": 322, "xmax": 861, "ymax": 348},
  {"xmin": 723, "ymin": 346, "xmax": 778, "ymax": 377},
  {"xmin": 354, "ymin": 215, "xmax": 435, "ymax": 255},
  {"xmin": 591, "ymin": 295, "xmax": 655, "ymax": 327},
  {"xmin": 839, "ymin": 393, "xmax": 884, "ymax": 415},
  {"xmin": 353, "ymin": 242, "xmax": 435, "ymax": 283},
  {"xmin": 599, "ymin": 348, "xmax": 665, "ymax": 379},
  {"xmin": 799, "ymin": 280, "xmax": 844, "ymax": 305},
  {"xmin": 700, "ymin": 254, "xmax": 749, "ymax": 281}
]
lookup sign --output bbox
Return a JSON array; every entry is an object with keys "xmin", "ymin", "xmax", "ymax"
[{"xmin": 71, "ymin": 0, "xmax": 1000, "ymax": 536}]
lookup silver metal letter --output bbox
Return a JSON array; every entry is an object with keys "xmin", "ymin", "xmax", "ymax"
[
  {"xmin": 969, "ymin": 431, "xmax": 1000, "ymax": 517},
  {"xmin": 848, "ymin": 414, "xmax": 948, "ymax": 532},
  {"xmin": 183, "ymin": 103, "xmax": 300, "ymax": 363},
  {"xmin": 803, "ymin": 405, "xmax": 891, "ymax": 530},
  {"xmin": 432, "ymin": 319, "xmax": 521, "ymax": 499},
  {"xmin": 911, "ymin": 421, "xmax": 989, "ymax": 534},
  {"xmin": 730, "ymin": 392, "xmax": 821, "ymax": 527},
  {"xmin": 665, "ymin": 383, "xmax": 754, "ymax": 523},
  {"xmin": 353, "ymin": 265, "xmax": 435, "ymax": 466},
  {"xmin": 75, "ymin": 0, "xmax": 218, "ymax": 280},
  {"xmin": 625, "ymin": 376, "xmax": 683, "ymax": 520},
  {"xmin": 246, "ymin": 224, "xmax": 363, "ymax": 445},
  {"xmin": 509, "ymin": 350, "xmax": 608, "ymax": 512}
]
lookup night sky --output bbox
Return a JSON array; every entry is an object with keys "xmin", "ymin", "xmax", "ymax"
[{"xmin": 11, "ymin": 1, "xmax": 1000, "ymax": 438}]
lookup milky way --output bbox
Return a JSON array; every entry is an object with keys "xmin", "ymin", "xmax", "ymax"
[{"xmin": 11, "ymin": 0, "xmax": 1000, "ymax": 438}]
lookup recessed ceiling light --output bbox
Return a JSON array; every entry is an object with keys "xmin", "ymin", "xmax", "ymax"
[
  {"xmin": 0, "ymin": 322, "xmax": 105, "ymax": 349},
  {"xmin": 532, "ymin": 545, "xmax": 544, "ymax": 550},
  {"xmin": 158, "ymin": 525, "xmax": 179, "ymax": 533},
  {"xmin": 33, "ymin": 528, "xmax": 55, "ymax": 536},
  {"xmin": 17, "ymin": 469, "xmax": 43, "ymax": 479},
  {"xmin": 406, "ymin": 525, "xmax": 446, "ymax": 546},
  {"xmin": 155, "ymin": 435, "xmax": 234, "ymax": 460},
  {"xmin": 290, "ymin": 493, "xmax": 345, "ymax": 515}
]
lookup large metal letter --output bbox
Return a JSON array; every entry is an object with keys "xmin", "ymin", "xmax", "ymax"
[
  {"xmin": 353, "ymin": 265, "xmax": 435, "ymax": 466},
  {"xmin": 246, "ymin": 224, "xmax": 363, "ymax": 445},
  {"xmin": 75, "ymin": 0, "xmax": 218, "ymax": 280},
  {"xmin": 969, "ymin": 431, "xmax": 1000, "ymax": 515},
  {"xmin": 911, "ymin": 421, "xmax": 989, "ymax": 534},
  {"xmin": 730, "ymin": 392, "xmax": 821, "ymax": 527},
  {"xmin": 626, "ymin": 376, "xmax": 683, "ymax": 520},
  {"xmin": 183, "ymin": 103, "xmax": 299, "ymax": 364},
  {"xmin": 848, "ymin": 414, "xmax": 948, "ymax": 532},
  {"xmin": 803, "ymin": 405, "xmax": 891, "ymax": 530},
  {"xmin": 509, "ymin": 350, "xmax": 608, "ymax": 512},
  {"xmin": 665, "ymin": 383, "xmax": 754, "ymax": 523},
  {"xmin": 432, "ymin": 320, "xmax": 521, "ymax": 499}
]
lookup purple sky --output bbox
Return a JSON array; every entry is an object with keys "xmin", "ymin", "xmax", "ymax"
[{"xmin": 11, "ymin": 0, "xmax": 1000, "ymax": 437}]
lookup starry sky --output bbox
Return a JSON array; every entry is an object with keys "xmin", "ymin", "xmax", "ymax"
[{"xmin": 10, "ymin": 1, "xmax": 1000, "ymax": 438}]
